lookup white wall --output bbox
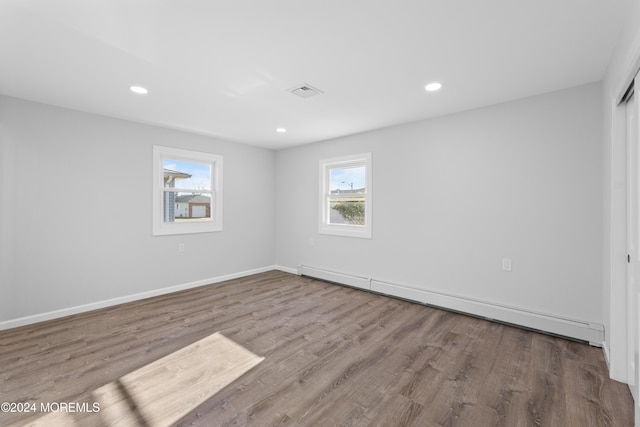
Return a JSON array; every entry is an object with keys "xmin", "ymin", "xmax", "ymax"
[
  {"xmin": 0, "ymin": 95, "xmax": 276, "ymax": 323},
  {"xmin": 602, "ymin": 0, "xmax": 640, "ymax": 382},
  {"xmin": 276, "ymin": 83, "xmax": 603, "ymax": 324},
  {"xmin": 0, "ymin": 117, "xmax": 12, "ymax": 320}
]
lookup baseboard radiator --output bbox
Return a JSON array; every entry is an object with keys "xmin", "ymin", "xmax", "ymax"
[{"xmin": 297, "ymin": 264, "xmax": 604, "ymax": 346}]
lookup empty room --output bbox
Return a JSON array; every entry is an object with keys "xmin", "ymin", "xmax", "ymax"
[{"xmin": 2, "ymin": 1, "xmax": 640, "ymax": 426}]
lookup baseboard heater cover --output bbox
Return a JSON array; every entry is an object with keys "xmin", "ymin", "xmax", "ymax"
[
  {"xmin": 297, "ymin": 265, "xmax": 371, "ymax": 290},
  {"xmin": 297, "ymin": 264, "xmax": 604, "ymax": 346}
]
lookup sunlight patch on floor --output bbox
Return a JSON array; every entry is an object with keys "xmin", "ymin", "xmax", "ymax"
[{"xmin": 17, "ymin": 332, "xmax": 263, "ymax": 427}]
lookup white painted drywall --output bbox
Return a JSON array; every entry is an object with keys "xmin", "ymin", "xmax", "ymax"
[
  {"xmin": 0, "ymin": 119, "xmax": 13, "ymax": 320},
  {"xmin": 0, "ymin": 96, "xmax": 276, "ymax": 322},
  {"xmin": 276, "ymin": 83, "xmax": 603, "ymax": 324},
  {"xmin": 602, "ymin": 0, "xmax": 640, "ymax": 382}
]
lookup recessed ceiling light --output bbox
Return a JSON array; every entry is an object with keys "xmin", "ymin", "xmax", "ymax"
[
  {"xmin": 130, "ymin": 85, "xmax": 148, "ymax": 95},
  {"xmin": 425, "ymin": 82, "xmax": 442, "ymax": 92},
  {"xmin": 276, "ymin": 128, "xmax": 287, "ymax": 133}
]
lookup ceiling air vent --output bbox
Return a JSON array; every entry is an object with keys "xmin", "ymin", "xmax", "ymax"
[{"xmin": 288, "ymin": 83, "xmax": 324, "ymax": 99}]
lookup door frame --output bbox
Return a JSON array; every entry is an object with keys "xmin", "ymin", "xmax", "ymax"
[{"xmin": 626, "ymin": 84, "xmax": 640, "ymax": 402}]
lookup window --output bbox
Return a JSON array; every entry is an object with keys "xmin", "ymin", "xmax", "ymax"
[
  {"xmin": 319, "ymin": 153, "xmax": 372, "ymax": 238},
  {"xmin": 153, "ymin": 146, "xmax": 223, "ymax": 236}
]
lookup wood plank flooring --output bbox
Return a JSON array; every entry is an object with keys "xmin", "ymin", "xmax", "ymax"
[
  {"xmin": 12, "ymin": 332, "xmax": 264, "ymax": 427},
  {"xmin": 0, "ymin": 271, "xmax": 633, "ymax": 426}
]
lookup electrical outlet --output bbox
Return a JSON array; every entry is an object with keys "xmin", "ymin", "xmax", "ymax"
[
  {"xmin": 178, "ymin": 243, "xmax": 185, "ymax": 253},
  {"xmin": 502, "ymin": 258, "xmax": 512, "ymax": 272}
]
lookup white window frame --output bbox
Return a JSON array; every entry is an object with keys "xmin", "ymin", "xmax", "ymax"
[
  {"xmin": 153, "ymin": 145, "xmax": 223, "ymax": 236},
  {"xmin": 319, "ymin": 152, "xmax": 372, "ymax": 238}
]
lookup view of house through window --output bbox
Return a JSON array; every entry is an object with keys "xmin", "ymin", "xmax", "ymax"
[
  {"xmin": 163, "ymin": 159, "xmax": 213, "ymax": 223},
  {"xmin": 153, "ymin": 145, "xmax": 223, "ymax": 236}
]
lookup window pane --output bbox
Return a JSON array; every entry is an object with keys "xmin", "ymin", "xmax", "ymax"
[
  {"xmin": 329, "ymin": 197, "xmax": 365, "ymax": 225},
  {"xmin": 328, "ymin": 165, "xmax": 366, "ymax": 225},
  {"xmin": 164, "ymin": 192, "xmax": 213, "ymax": 223},
  {"xmin": 163, "ymin": 159, "xmax": 212, "ymax": 190},
  {"xmin": 329, "ymin": 165, "xmax": 365, "ymax": 193}
]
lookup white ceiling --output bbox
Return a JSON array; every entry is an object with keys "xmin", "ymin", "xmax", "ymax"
[{"xmin": 0, "ymin": 0, "xmax": 632, "ymax": 149}]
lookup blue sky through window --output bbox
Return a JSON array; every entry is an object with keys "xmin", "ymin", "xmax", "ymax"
[
  {"xmin": 164, "ymin": 159, "xmax": 212, "ymax": 190},
  {"xmin": 329, "ymin": 166, "xmax": 365, "ymax": 191}
]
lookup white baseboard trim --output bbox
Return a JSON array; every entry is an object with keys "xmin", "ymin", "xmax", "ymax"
[
  {"xmin": 297, "ymin": 264, "xmax": 605, "ymax": 346},
  {"xmin": 0, "ymin": 265, "xmax": 275, "ymax": 331},
  {"xmin": 274, "ymin": 265, "xmax": 299, "ymax": 275}
]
